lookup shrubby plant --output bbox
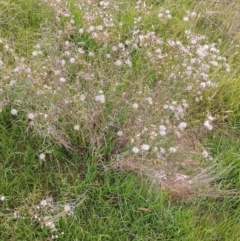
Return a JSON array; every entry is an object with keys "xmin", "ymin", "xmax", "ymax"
[{"xmin": 0, "ymin": 0, "xmax": 240, "ymax": 239}]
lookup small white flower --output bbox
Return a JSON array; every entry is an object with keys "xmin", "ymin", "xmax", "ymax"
[
  {"xmin": 0, "ymin": 195, "xmax": 5, "ymax": 201},
  {"xmin": 96, "ymin": 25, "xmax": 103, "ymax": 31},
  {"xmin": 65, "ymin": 41, "xmax": 70, "ymax": 47},
  {"xmin": 59, "ymin": 77, "xmax": 66, "ymax": 83},
  {"xmin": 183, "ymin": 16, "xmax": 189, "ymax": 22},
  {"xmin": 39, "ymin": 153, "xmax": 46, "ymax": 160},
  {"xmin": 40, "ymin": 199, "xmax": 48, "ymax": 206},
  {"xmin": 211, "ymin": 61, "xmax": 218, "ymax": 67},
  {"xmin": 9, "ymin": 79, "xmax": 17, "ymax": 86},
  {"xmin": 163, "ymin": 104, "xmax": 169, "ymax": 110},
  {"xmin": 32, "ymin": 51, "xmax": 38, "ymax": 56},
  {"xmin": 207, "ymin": 115, "xmax": 215, "ymax": 121},
  {"xmin": 160, "ymin": 147, "xmax": 166, "ymax": 155},
  {"xmin": 117, "ymin": 131, "xmax": 123, "ymax": 137},
  {"xmin": 80, "ymin": 94, "xmax": 86, "ymax": 101},
  {"xmin": 64, "ymin": 204, "xmax": 71, "ymax": 213},
  {"xmin": 204, "ymin": 120, "xmax": 213, "ymax": 130},
  {"xmin": 202, "ymin": 150, "xmax": 209, "ymax": 158},
  {"xmin": 159, "ymin": 125, "xmax": 166, "ymax": 131},
  {"xmin": 70, "ymin": 57, "xmax": 75, "ymax": 63},
  {"xmin": 190, "ymin": 11, "xmax": 196, "ymax": 17},
  {"xmin": 159, "ymin": 125, "xmax": 167, "ymax": 136},
  {"xmin": 61, "ymin": 59, "xmax": 66, "ymax": 66},
  {"xmin": 89, "ymin": 51, "xmax": 94, "ymax": 57},
  {"xmin": 54, "ymin": 70, "xmax": 61, "ymax": 76},
  {"xmin": 200, "ymin": 82, "xmax": 206, "ymax": 89},
  {"xmin": 132, "ymin": 147, "xmax": 140, "ymax": 153},
  {"xmin": 118, "ymin": 43, "xmax": 124, "ymax": 48},
  {"xmin": 11, "ymin": 108, "xmax": 18, "ymax": 115},
  {"xmin": 74, "ymin": 125, "xmax": 80, "ymax": 131},
  {"xmin": 28, "ymin": 113, "xmax": 35, "ymax": 120},
  {"xmin": 95, "ymin": 94, "xmax": 105, "ymax": 103},
  {"xmin": 111, "ymin": 46, "xmax": 118, "ymax": 51},
  {"xmin": 45, "ymin": 220, "xmax": 55, "ymax": 230},
  {"xmin": 132, "ymin": 103, "xmax": 139, "ymax": 109},
  {"xmin": 114, "ymin": 60, "xmax": 123, "ymax": 66},
  {"xmin": 179, "ymin": 122, "xmax": 187, "ymax": 130},
  {"xmin": 166, "ymin": 14, "xmax": 172, "ymax": 19},
  {"xmin": 13, "ymin": 211, "xmax": 19, "ymax": 219},
  {"xmin": 65, "ymin": 51, "xmax": 70, "ymax": 56},
  {"xmin": 146, "ymin": 97, "xmax": 153, "ymax": 105},
  {"xmin": 79, "ymin": 28, "xmax": 84, "ymax": 34},
  {"xmin": 78, "ymin": 48, "xmax": 84, "ymax": 54},
  {"xmin": 159, "ymin": 130, "xmax": 166, "ymax": 136},
  {"xmin": 125, "ymin": 58, "xmax": 132, "ymax": 67},
  {"xmin": 169, "ymin": 147, "xmax": 177, "ymax": 153},
  {"xmin": 141, "ymin": 144, "xmax": 150, "ymax": 151},
  {"xmin": 186, "ymin": 85, "xmax": 192, "ymax": 91},
  {"xmin": 88, "ymin": 26, "xmax": 95, "ymax": 32},
  {"xmin": 153, "ymin": 147, "xmax": 158, "ymax": 152}
]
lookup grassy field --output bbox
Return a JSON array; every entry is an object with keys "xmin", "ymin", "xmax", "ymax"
[{"xmin": 0, "ymin": 0, "xmax": 240, "ymax": 240}]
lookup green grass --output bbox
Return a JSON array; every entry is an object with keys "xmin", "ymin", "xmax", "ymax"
[
  {"xmin": 0, "ymin": 0, "xmax": 240, "ymax": 240},
  {"xmin": 0, "ymin": 107, "xmax": 239, "ymax": 240}
]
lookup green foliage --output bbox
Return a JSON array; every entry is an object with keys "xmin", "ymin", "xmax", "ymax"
[{"xmin": 0, "ymin": 0, "xmax": 55, "ymax": 55}]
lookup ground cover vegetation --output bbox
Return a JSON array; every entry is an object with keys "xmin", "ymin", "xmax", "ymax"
[{"xmin": 0, "ymin": 0, "xmax": 239, "ymax": 240}]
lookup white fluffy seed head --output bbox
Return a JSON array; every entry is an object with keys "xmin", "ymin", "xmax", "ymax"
[
  {"xmin": 169, "ymin": 147, "xmax": 177, "ymax": 153},
  {"xmin": 0, "ymin": 195, "xmax": 5, "ymax": 201},
  {"xmin": 28, "ymin": 113, "xmax": 35, "ymax": 120},
  {"xmin": 207, "ymin": 115, "xmax": 215, "ymax": 121},
  {"xmin": 32, "ymin": 51, "xmax": 38, "ymax": 56},
  {"xmin": 146, "ymin": 97, "xmax": 153, "ymax": 105},
  {"xmin": 11, "ymin": 108, "xmax": 18, "ymax": 115},
  {"xmin": 70, "ymin": 57, "xmax": 75, "ymax": 63},
  {"xmin": 117, "ymin": 131, "xmax": 123, "ymax": 136},
  {"xmin": 74, "ymin": 125, "xmax": 80, "ymax": 131},
  {"xmin": 59, "ymin": 77, "xmax": 66, "ymax": 83},
  {"xmin": 204, "ymin": 120, "xmax": 213, "ymax": 130},
  {"xmin": 202, "ymin": 150, "xmax": 209, "ymax": 158},
  {"xmin": 132, "ymin": 147, "xmax": 139, "ymax": 153},
  {"xmin": 160, "ymin": 147, "xmax": 166, "ymax": 154},
  {"xmin": 95, "ymin": 94, "xmax": 105, "ymax": 104},
  {"xmin": 178, "ymin": 122, "xmax": 187, "ymax": 130},
  {"xmin": 80, "ymin": 94, "xmax": 85, "ymax": 101},
  {"xmin": 39, "ymin": 153, "xmax": 46, "ymax": 160},
  {"xmin": 79, "ymin": 28, "xmax": 84, "ymax": 34},
  {"xmin": 141, "ymin": 144, "xmax": 150, "ymax": 151},
  {"xmin": 40, "ymin": 199, "xmax": 47, "ymax": 206},
  {"xmin": 163, "ymin": 104, "xmax": 169, "ymax": 109},
  {"xmin": 114, "ymin": 60, "xmax": 123, "ymax": 66},
  {"xmin": 159, "ymin": 130, "xmax": 166, "ymax": 136},
  {"xmin": 132, "ymin": 103, "xmax": 139, "ymax": 109},
  {"xmin": 64, "ymin": 204, "xmax": 71, "ymax": 213},
  {"xmin": 159, "ymin": 125, "xmax": 166, "ymax": 131}
]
